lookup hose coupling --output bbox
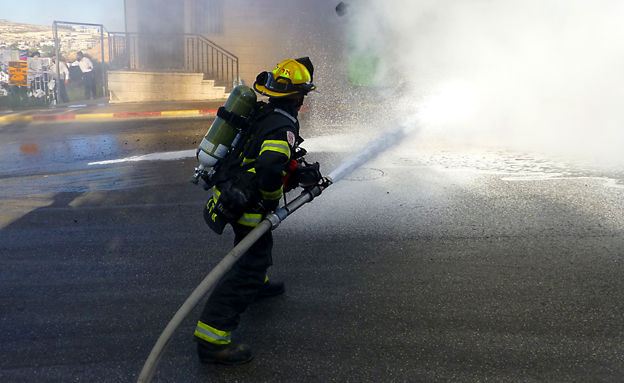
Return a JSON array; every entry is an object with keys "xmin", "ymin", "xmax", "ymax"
[{"xmin": 266, "ymin": 207, "xmax": 288, "ymax": 230}]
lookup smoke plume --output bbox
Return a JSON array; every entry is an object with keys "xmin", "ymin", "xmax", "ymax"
[{"xmin": 349, "ymin": 0, "xmax": 624, "ymax": 167}]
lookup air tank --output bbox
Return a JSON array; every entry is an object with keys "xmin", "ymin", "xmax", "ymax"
[{"xmin": 197, "ymin": 85, "xmax": 257, "ymax": 168}]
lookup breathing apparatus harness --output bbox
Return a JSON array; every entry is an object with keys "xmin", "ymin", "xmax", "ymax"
[
  {"xmin": 192, "ymin": 56, "xmax": 321, "ymax": 232},
  {"xmin": 200, "ymin": 102, "xmax": 284, "ymax": 191},
  {"xmin": 199, "ymin": 101, "xmax": 323, "ymax": 233},
  {"xmin": 198, "ymin": 105, "xmax": 258, "ymax": 192}
]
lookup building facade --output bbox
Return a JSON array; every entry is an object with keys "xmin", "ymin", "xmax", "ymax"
[{"xmin": 123, "ymin": 0, "xmax": 346, "ymax": 87}]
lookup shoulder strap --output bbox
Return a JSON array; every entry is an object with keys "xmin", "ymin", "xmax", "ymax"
[
  {"xmin": 202, "ymin": 102, "xmax": 269, "ymax": 190},
  {"xmin": 216, "ymin": 106, "xmax": 249, "ymax": 130},
  {"xmin": 273, "ymin": 108, "xmax": 298, "ymax": 124},
  {"xmin": 248, "ymin": 101, "xmax": 273, "ymax": 124}
]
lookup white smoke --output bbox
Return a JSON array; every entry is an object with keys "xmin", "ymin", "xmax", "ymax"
[{"xmin": 349, "ymin": 0, "xmax": 624, "ymax": 167}]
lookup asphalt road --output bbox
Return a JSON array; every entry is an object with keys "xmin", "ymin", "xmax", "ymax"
[{"xmin": 0, "ymin": 116, "xmax": 623, "ymax": 382}]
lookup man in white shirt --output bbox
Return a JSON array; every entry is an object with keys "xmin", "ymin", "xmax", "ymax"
[
  {"xmin": 51, "ymin": 54, "xmax": 70, "ymax": 103},
  {"xmin": 71, "ymin": 51, "xmax": 97, "ymax": 100}
]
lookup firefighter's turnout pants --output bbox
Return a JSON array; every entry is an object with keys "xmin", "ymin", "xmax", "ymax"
[{"xmin": 194, "ymin": 223, "xmax": 273, "ymax": 346}]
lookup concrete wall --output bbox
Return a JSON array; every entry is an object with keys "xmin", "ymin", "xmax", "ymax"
[
  {"xmin": 108, "ymin": 71, "xmax": 227, "ymax": 103},
  {"xmin": 200, "ymin": 0, "xmax": 344, "ymax": 85},
  {"xmin": 201, "ymin": 0, "xmax": 286, "ymax": 85}
]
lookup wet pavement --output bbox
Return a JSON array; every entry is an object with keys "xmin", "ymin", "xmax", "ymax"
[
  {"xmin": 0, "ymin": 118, "xmax": 209, "ymax": 179},
  {"xmin": 0, "ymin": 99, "xmax": 227, "ymax": 126},
  {"xmin": 0, "ymin": 115, "xmax": 623, "ymax": 382}
]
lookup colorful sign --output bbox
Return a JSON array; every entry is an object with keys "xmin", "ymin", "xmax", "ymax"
[{"xmin": 8, "ymin": 61, "xmax": 28, "ymax": 86}]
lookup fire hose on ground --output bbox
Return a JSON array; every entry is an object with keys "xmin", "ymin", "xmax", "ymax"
[
  {"xmin": 137, "ymin": 116, "xmax": 413, "ymax": 382},
  {"xmin": 137, "ymin": 179, "xmax": 332, "ymax": 383}
]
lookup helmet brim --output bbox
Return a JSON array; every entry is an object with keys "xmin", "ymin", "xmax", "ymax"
[{"xmin": 253, "ymin": 82, "xmax": 302, "ymax": 98}]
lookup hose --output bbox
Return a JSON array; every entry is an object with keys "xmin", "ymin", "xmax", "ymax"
[{"xmin": 137, "ymin": 180, "xmax": 330, "ymax": 383}]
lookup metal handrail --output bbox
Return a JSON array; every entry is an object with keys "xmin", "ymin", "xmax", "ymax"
[{"xmin": 107, "ymin": 32, "xmax": 239, "ymax": 91}]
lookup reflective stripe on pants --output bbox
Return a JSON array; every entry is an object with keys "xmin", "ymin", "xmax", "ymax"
[{"xmin": 195, "ymin": 321, "xmax": 232, "ymax": 345}]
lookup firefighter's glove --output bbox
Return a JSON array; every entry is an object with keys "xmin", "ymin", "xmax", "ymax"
[
  {"xmin": 283, "ymin": 159, "xmax": 299, "ymax": 193},
  {"xmin": 214, "ymin": 179, "xmax": 252, "ymax": 223},
  {"xmin": 292, "ymin": 146, "xmax": 307, "ymax": 160},
  {"xmin": 297, "ymin": 162, "xmax": 322, "ymax": 188}
]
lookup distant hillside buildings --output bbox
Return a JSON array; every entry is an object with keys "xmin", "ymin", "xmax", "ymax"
[{"xmin": 0, "ymin": 20, "xmax": 101, "ymax": 55}]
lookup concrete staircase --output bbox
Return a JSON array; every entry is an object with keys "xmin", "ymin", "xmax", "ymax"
[{"xmin": 108, "ymin": 71, "xmax": 228, "ymax": 104}]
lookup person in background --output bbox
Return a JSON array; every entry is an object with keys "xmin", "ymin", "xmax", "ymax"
[
  {"xmin": 51, "ymin": 54, "xmax": 70, "ymax": 103},
  {"xmin": 28, "ymin": 52, "xmax": 44, "ymax": 96},
  {"xmin": 71, "ymin": 51, "xmax": 96, "ymax": 100}
]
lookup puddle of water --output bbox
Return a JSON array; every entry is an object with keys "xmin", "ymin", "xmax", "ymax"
[{"xmin": 88, "ymin": 149, "xmax": 195, "ymax": 165}]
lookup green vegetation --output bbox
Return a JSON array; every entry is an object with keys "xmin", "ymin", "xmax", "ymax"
[{"xmin": 40, "ymin": 46, "xmax": 58, "ymax": 57}]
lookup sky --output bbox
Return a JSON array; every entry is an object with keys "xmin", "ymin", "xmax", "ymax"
[{"xmin": 2, "ymin": 0, "xmax": 126, "ymax": 31}]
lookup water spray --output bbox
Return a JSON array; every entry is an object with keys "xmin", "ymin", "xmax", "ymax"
[
  {"xmin": 328, "ymin": 120, "xmax": 419, "ymax": 182},
  {"xmin": 137, "ymin": 119, "xmax": 419, "ymax": 383}
]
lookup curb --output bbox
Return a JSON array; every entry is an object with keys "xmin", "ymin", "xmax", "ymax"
[{"xmin": 0, "ymin": 109, "xmax": 218, "ymax": 123}]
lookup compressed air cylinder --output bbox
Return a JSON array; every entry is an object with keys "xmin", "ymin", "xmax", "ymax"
[{"xmin": 197, "ymin": 85, "xmax": 257, "ymax": 168}]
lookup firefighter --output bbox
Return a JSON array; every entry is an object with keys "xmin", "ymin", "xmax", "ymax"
[{"xmin": 194, "ymin": 57, "xmax": 317, "ymax": 364}]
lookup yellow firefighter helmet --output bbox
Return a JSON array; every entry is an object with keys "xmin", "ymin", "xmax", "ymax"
[{"xmin": 253, "ymin": 57, "xmax": 316, "ymax": 98}]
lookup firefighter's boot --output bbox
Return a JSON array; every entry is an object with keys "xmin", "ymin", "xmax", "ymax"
[
  {"xmin": 197, "ymin": 342, "xmax": 253, "ymax": 365},
  {"xmin": 256, "ymin": 279, "xmax": 285, "ymax": 299}
]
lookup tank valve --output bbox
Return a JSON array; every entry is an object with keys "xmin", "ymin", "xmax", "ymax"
[{"xmin": 189, "ymin": 165, "xmax": 205, "ymax": 184}]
